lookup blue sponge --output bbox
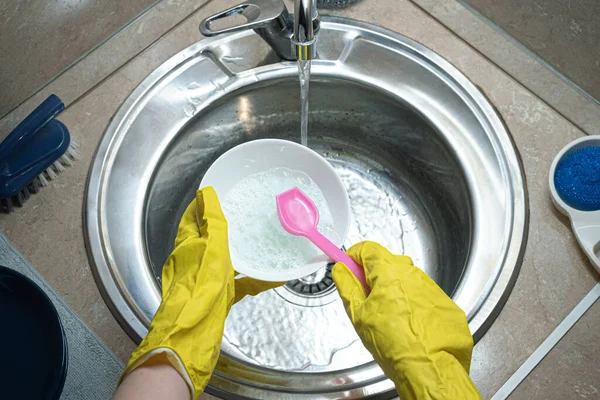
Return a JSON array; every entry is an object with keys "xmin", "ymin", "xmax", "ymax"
[{"xmin": 554, "ymin": 146, "xmax": 600, "ymax": 211}]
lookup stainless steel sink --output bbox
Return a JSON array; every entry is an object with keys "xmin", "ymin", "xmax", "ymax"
[{"xmin": 85, "ymin": 17, "xmax": 528, "ymax": 399}]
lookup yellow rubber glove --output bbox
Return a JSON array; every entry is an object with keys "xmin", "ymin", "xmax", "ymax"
[
  {"xmin": 121, "ymin": 187, "xmax": 282, "ymax": 399},
  {"xmin": 332, "ymin": 241, "xmax": 482, "ymax": 400}
]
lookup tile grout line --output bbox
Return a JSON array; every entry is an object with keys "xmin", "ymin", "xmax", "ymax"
[
  {"xmin": 65, "ymin": 0, "xmax": 217, "ymax": 114},
  {"xmin": 491, "ymin": 283, "xmax": 600, "ymax": 400},
  {"xmin": 0, "ymin": 0, "xmax": 165, "ymax": 120},
  {"xmin": 408, "ymin": 0, "xmax": 598, "ymax": 136},
  {"xmin": 1, "ymin": 0, "xmax": 218, "ymax": 128},
  {"xmin": 454, "ymin": 0, "xmax": 600, "ymax": 108}
]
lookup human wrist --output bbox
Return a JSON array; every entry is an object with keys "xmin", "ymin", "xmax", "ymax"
[{"xmin": 116, "ymin": 353, "xmax": 192, "ymax": 400}]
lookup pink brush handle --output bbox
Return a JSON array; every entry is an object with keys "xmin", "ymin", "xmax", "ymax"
[{"xmin": 307, "ymin": 229, "xmax": 370, "ymax": 293}]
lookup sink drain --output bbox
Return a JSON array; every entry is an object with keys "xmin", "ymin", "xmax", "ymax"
[
  {"xmin": 275, "ymin": 260, "xmax": 340, "ymax": 307},
  {"xmin": 285, "ymin": 263, "xmax": 335, "ymax": 295}
]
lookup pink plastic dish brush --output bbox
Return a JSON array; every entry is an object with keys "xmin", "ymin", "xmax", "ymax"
[{"xmin": 276, "ymin": 187, "xmax": 370, "ymax": 292}]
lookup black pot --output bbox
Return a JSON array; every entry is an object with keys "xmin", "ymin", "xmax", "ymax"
[{"xmin": 0, "ymin": 265, "xmax": 68, "ymax": 400}]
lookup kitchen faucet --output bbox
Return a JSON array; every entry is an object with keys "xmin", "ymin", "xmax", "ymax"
[{"xmin": 199, "ymin": 0, "xmax": 320, "ymax": 61}]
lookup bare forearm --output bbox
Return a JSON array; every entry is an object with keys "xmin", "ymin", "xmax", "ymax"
[{"xmin": 114, "ymin": 361, "xmax": 190, "ymax": 400}]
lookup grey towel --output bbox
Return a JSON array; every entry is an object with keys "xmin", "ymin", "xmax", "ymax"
[{"xmin": 0, "ymin": 232, "xmax": 124, "ymax": 400}]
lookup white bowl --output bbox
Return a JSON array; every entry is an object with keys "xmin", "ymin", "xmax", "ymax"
[{"xmin": 200, "ymin": 139, "xmax": 351, "ymax": 281}]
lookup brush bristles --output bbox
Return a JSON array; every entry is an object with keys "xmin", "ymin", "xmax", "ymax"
[
  {"xmin": 38, "ymin": 174, "xmax": 48, "ymax": 187},
  {"xmin": 28, "ymin": 179, "xmax": 41, "ymax": 194},
  {"xmin": 0, "ymin": 142, "xmax": 79, "ymax": 213},
  {"xmin": 1, "ymin": 197, "xmax": 14, "ymax": 213},
  {"xmin": 45, "ymin": 165, "xmax": 58, "ymax": 180}
]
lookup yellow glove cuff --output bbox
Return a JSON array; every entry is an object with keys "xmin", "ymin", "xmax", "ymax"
[{"xmin": 121, "ymin": 188, "xmax": 234, "ymax": 398}]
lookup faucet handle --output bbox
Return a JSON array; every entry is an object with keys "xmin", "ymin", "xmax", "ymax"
[
  {"xmin": 199, "ymin": 0, "xmax": 295, "ymax": 60},
  {"xmin": 199, "ymin": 0, "xmax": 290, "ymax": 37}
]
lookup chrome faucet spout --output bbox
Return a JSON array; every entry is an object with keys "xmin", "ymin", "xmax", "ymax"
[{"xmin": 293, "ymin": 0, "xmax": 319, "ymax": 60}]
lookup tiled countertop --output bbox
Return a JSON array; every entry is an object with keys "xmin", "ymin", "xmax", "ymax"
[{"xmin": 0, "ymin": 0, "xmax": 598, "ymax": 399}]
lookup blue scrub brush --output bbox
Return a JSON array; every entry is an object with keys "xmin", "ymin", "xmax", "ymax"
[
  {"xmin": 549, "ymin": 136, "xmax": 600, "ymax": 273},
  {"xmin": 0, "ymin": 95, "xmax": 78, "ymax": 213}
]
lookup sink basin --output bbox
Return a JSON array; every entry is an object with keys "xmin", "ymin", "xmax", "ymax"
[{"xmin": 85, "ymin": 17, "xmax": 528, "ymax": 399}]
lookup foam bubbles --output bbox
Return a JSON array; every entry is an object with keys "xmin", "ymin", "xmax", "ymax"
[{"xmin": 222, "ymin": 167, "xmax": 336, "ymax": 273}]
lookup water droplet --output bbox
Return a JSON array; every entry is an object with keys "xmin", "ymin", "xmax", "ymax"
[{"xmin": 183, "ymin": 104, "xmax": 196, "ymax": 117}]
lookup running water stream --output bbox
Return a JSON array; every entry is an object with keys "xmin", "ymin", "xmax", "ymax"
[{"xmin": 298, "ymin": 59, "xmax": 311, "ymax": 147}]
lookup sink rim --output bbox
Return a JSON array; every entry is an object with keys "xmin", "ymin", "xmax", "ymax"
[{"xmin": 84, "ymin": 16, "xmax": 529, "ymax": 398}]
